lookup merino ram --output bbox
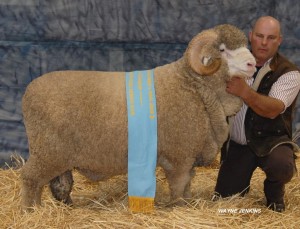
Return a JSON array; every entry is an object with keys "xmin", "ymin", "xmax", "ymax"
[{"xmin": 21, "ymin": 24, "xmax": 256, "ymax": 209}]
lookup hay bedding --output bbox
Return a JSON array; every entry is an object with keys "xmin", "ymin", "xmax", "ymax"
[{"xmin": 1, "ymin": 157, "xmax": 299, "ymax": 229}]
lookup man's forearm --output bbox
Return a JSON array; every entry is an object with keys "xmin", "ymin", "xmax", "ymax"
[{"xmin": 241, "ymin": 88, "xmax": 285, "ymax": 119}]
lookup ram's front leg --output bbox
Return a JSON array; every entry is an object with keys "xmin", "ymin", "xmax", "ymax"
[
  {"xmin": 183, "ymin": 168, "xmax": 195, "ymax": 199},
  {"xmin": 163, "ymin": 158, "xmax": 195, "ymax": 206}
]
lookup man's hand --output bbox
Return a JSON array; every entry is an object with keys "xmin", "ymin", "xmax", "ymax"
[{"xmin": 226, "ymin": 76, "xmax": 251, "ymax": 98}]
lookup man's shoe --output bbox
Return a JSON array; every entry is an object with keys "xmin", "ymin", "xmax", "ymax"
[
  {"xmin": 267, "ymin": 201, "xmax": 285, "ymax": 212},
  {"xmin": 211, "ymin": 192, "xmax": 222, "ymax": 201}
]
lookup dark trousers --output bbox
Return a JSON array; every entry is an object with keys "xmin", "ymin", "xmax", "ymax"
[{"xmin": 215, "ymin": 140, "xmax": 296, "ymax": 203}]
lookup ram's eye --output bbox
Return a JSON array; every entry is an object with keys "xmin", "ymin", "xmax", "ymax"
[{"xmin": 219, "ymin": 43, "xmax": 226, "ymax": 52}]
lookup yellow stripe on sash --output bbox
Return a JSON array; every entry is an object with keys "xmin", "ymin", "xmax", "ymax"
[{"xmin": 128, "ymin": 196, "xmax": 155, "ymax": 213}]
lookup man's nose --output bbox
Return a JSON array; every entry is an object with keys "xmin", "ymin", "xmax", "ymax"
[{"xmin": 262, "ymin": 37, "xmax": 267, "ymax": 45}]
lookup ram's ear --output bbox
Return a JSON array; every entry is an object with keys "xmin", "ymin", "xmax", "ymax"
[{"xmin": 185, "ymin": 30, "xmax": 221, "ymax": 75}]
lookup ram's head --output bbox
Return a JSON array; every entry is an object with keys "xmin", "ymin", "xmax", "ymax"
[{"xmin": 185, "ymin": 24, "xmax": 256, "ymax": 78}]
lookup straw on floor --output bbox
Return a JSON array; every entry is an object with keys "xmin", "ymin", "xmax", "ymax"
[{"xmin": 1, "ymin": 155, "xmax": 299, "ymax": 229}]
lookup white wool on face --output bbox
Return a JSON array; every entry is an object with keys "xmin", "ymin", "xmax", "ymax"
[{"xmin": 219, "ymin": 43, "xmax": 256, "ymax": 78}]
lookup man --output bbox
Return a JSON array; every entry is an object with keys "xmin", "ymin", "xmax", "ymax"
[{"xmin": 213, "ymin": 16, "xmax": 300, "ymax": 212}]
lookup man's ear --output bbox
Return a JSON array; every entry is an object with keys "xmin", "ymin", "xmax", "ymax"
[
  {"xmin": 278, "ymin": 35, "xmax": 282, "ymax": 45},
  {"xmin": 248, "ymin": 31, "xmax": 253, "ymax": 41}
]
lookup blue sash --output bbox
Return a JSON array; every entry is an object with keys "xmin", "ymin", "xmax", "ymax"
[{"xmin": 125, "ymin": 69, "xmax": 157, "ymax": 213}]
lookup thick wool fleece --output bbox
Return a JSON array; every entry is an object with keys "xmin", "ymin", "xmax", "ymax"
[{"xmin": 21, "ymin": 24, "xmax": 251, "ymax": 208}]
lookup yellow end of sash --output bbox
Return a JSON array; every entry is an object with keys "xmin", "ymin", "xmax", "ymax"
[{"xmin": 128, "ymin": 196, "xmax": 154, "ymax": 213}]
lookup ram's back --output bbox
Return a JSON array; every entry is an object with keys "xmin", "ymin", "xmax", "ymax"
[{"xmin": 22, "ymin": 71, "xmax": 129, "ymax": 174}]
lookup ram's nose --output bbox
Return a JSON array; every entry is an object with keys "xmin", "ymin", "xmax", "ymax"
[
  {"xmin": 247, "ymin": 62, "xmax": 255, "ymax": 67},
  {"xmin": 247, "ymin": 60, "xmax": 257, "ymax": 74}
]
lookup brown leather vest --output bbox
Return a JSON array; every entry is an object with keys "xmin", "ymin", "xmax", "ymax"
[{"xmin": 244, "ymin": 53, "xmax": 300, "ymax": 157}]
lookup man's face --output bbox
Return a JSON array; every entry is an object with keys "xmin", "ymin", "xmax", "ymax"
[{"xmin": 249, "ymin": 19, "xmax": 282, "ymax": 66}]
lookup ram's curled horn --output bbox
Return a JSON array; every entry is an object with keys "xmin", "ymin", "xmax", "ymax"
[{"xmin": 185, "ymin": 29, "xmax": 221, "ymax": 76}]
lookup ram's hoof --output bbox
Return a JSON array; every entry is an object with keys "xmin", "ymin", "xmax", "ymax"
[{"xmin": 166, "ymin": 198, "xmax": 187, "ymax": 207}]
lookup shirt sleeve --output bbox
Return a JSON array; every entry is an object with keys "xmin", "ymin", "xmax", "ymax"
[{"xmin": 269, "ymin": 70, "xmax": 300, "ymax": 109}]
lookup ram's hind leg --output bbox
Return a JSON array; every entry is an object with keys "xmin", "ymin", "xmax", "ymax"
[
  {"xmin": 50, "ymin": 170, "xmax": 74, "ymax": 205},
  {"xmin": 21, "ymin": 157, "xmax": 49, "ymax": 210}
]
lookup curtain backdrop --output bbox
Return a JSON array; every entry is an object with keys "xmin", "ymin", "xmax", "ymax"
[{"xmin": 1, "ymin": 0, "xmax": 300, "ymax": 165}]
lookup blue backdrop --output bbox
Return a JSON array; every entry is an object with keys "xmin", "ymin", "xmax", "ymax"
[{"xmin": 1, "ymin": 0, "xmax": 300, "ymax": 165}]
